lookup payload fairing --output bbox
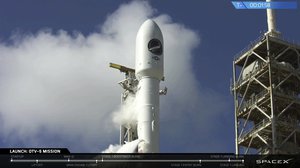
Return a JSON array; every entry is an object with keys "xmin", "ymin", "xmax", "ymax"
[{"xmin": 110, "ymin": 19, "xmax": 164, "ymax": 153}]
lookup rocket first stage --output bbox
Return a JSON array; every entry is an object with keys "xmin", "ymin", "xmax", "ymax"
[{"xmin": 110, "ymin": 19, "xmax": 164, "ymax": 153}]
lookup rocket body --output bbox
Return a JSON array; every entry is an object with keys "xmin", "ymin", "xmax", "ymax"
[{"xmin": 135, "ymin": 19, "xmax": 163, "ymax": 153}]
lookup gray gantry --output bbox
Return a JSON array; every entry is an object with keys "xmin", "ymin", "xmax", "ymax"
[{"xmin": 232, "ymin": 33, "xmax": 300, "ymax": 154}]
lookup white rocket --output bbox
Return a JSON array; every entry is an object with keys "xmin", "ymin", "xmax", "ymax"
[
  {"xmin": 135, "ymin": 19, "xmax": 164, "ymax": 153},
  {"xmin": 113, "ymin": 19, "xmax": 164, "ymax": 153}
]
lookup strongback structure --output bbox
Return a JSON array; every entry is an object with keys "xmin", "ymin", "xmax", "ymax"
[
  {"xmin": 109, "ymin": 63, "xmax": 139, "ymax": 145},
  {"xmin": 232, "ymin": 0, "xmax": 300, "ymax": 154}
]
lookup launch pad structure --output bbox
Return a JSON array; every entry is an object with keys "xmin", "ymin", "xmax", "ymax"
[
  {"xmin": 232, "ymin": 1, "xmax": 300, "ymax": 154},
  {"xmin": 232, "ymin": 32, "xmax": 300, "ymax": 154},
  {"xmin": 109, "ymin": 63, "xmax": 139, "ymax": 145}
]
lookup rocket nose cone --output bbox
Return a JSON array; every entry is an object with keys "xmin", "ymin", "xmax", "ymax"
[
  {"xmin": 142, "ymin": 19, "xmax": 158, "ymax": 28},
  {"xmin": 135, "ymin": 19, "xmax": 164, "ymax": 80},
  {"xmin": 137, "ymin": 19, "xmax": 162, "ymax": 37}
]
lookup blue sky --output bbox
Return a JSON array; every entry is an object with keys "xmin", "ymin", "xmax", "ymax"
[{"xmin": 0, "ymin": 0, "xmax": 299, "ymax": 153}]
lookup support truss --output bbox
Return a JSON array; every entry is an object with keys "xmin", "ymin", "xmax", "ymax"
[{"xmin": 232, "ymin": 34, "xmax": 300, "ymax": 154}]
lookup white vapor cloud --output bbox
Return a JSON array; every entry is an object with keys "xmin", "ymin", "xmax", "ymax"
[
  {"xmin": 0, "ymin": 1, "xmax": 228, "ymax": 152},
  {"xmin": 112, "ymin": 94, "xmax": 137, "ymax": 127},
  {"xmin": 101, "ymin": 144, "xmax": 121, "ymax": 153}
]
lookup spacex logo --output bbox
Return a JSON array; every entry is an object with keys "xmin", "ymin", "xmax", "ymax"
[{"xmin": 256, "ymin": 158, "xmax": 293, "ymax": 165}]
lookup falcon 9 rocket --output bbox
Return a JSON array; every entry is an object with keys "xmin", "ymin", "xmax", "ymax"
[
  {"xmin": 135, "ymin": 19, "xmax": 164, "ymax": 153},
  {"xmin": 110, "ymin": 19, "xmax": 164, "ymax": 153}
]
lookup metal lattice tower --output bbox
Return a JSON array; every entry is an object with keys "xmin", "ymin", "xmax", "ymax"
[
  {"xmin": 109, "ymin": 63, "xmax": 139, "ymax": 145},
  {"xmin": 232, "ymin": 34, "xmax": 300, "ymax": 154},
  {"xmin": 232, "ymin": 0, "xmax": 300, "ymax": 154},
  {"xmin": 119, "ymin": 70, "xmax": 139, "ymax": 145}
]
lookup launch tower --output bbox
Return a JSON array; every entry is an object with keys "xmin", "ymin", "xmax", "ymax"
[{"xmin": 232, "ymin": 0, "xmax": 300, "ymax": 154}]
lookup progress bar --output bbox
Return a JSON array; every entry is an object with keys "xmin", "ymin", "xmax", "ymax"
[{"xmin": 11, "ymin": 158, "xmax": 245, "ymax": 163}]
